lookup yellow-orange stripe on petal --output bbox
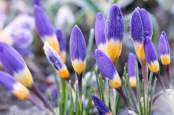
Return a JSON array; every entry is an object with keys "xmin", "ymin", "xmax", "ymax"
[
  {"xmin": 109, "ymin": 73, "xmax": 121, "ymax": 89},
  {"xmin": 14, "ymin": 67, "xmax": 33, "ymax": 88},
  {"xmin": 134, "ymin": 42, "xmax": 146, "ymax": 61},
  {"xmin": 57, "ymin": 69, "xmax": 69, "ymax": 79},
  {"xmin": 72, "ymin": 59, "xmax": 86, "ymax": 75},
  {"xmin": 12, "ymin": 82, "xmax": 30, "ymax": 100},
  {"xmin": 160, "ymin": 54, "xmax": 170, "ymax": 66},
  {"xmin": 149, "ymin": 61, "xmax": 159, "ymax": 73},
  {"xmin": 129, "ymin": 77, "xmax": 136, "ymax": 88},
  {"xmin": 107, "ymin": 40, "xmax": 122, "ymax": 64}
]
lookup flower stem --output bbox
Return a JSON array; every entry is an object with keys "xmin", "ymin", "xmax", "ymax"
[
  {"xmin": 133, "ymin": 87, "xmax": 138, "ymax": 104},
  {"xmin": 140, "ymin": 60, "xmax": 148, "ymax": 95},
  {"xmin": 154, "ymin": 72, "xmax": 166, "ymax": 92},
  {"xmin": 27, "ymin": 95, "xmax": 46, "ymax": 111},
  {"xmin": 66, "ymin": 78, "xmax": 75, "ymax": 91},
  {"xmin": 30, "ymin": 84, "xmax": 53, "ymax": 112},
  {"xmin": 116, "ymin": 87, "xmax": 133, "ymax": 110},
  {"xmin": 164, "ymin": 65, "xmax": 173, "ymax": 89},
  {"xmin": 77, "ymin": 73, "xmax": 82, "ymax": 101}
]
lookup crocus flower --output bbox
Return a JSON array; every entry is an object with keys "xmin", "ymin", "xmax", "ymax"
[
  {"xmin": 95, "ymin": 12, "xmax": 107, "ymax": 55},
  {"xmin": 56, "ymin": 28, "xmax": 66, "ymax": 62},
  {"xmin": 69, "ymin": 25, "xmax": 86, "ymax": 75},
  {"xmin": 158, "ymin": 31, "xmax": 170, "ymax": 66},
  {"xmin": 0, "ymin": 41, "xmax": 33, "ymax": 87},
  {"xmin": 130, "ymin": 7, "xmax": 152, "ymax": 61},
  {"xmin": 127, "ymin": 53, "xmax": 137, "ymax": 88},
  {"xmin": 144, "ymin": 37, "xmax": 159, "ymax": 73},
  {"xmin": 94, "ymin": 49, "xmax": 121, "ymax": 88},
  {"xmin": 44, "ymin": 42, "xmax": 69, "ymax": 79},
  {"xmin": 91, "ymin": 95, "xmax": 111, "ymax": 115},
  {"xmin": 105, "ymin": 4, "xmax": 124, "ymax": 64},
  {"xmin": 34, "ymin": 5, "xmax": 60, "ymax": 53},
  {"xmin": 0, "ymin": 71, "xmax": 30, "ymax": 100}
]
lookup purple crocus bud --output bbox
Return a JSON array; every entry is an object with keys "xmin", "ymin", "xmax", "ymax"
[
  {"xmin": 91, "ymin": 95, "xmax": 111, "ymax": 115},
  {"xmin": 34, "ymin": 5, "xmax": 60, "ymax": 53},
  {"xmin": 32, "ymin": 0, "xmax": 43, "ymax": 8},
  {"xmin": 94, "ymin": 49, "xmax": 121, "ymax": 88},
  {"xmin": 105, "ymin": 4, "xmax": 124, "ymax": 64},
  {"xmin": 56, "ymin": 28, "xmax": 66, "ymax": 63},
  {"xmin": 69, "ymin": 25, "xmax": 86, "ymax": 75},
  {"xmin": 11, "ymin": 29, "xmax": 33, "ymax": 48},
  {"xmin": 95, "ymin": 12, "xmax": 107, "ymax": 55},
  {"xmin": 0, "ymin": 42, "xmax": 33, "ymax": 87},
  {"xmin": 0, "ymin": 71, "xmax": 30, "ymax": 100},
  {"xmin": 158, "ymin": 31, "xmax": 170, "ymax": 66},
  {"xmin": 127, "ymin": 53, "xmax": 137, "ymax": 88},
  {"xmin": 144, "ymin": 37, "xmax": 159, "ymax": 73},
  {"xmin": 130, "ymin": 7, "xmax": 152, "ymax": 61},
  {"xmin": 44, "ymin": 42, "xmax": 69, "ymax": 80}
]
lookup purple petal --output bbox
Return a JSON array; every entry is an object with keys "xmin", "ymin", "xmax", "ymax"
[
  {"xmin": 94, "ymin": 49, "xmax": 117, "ymax": 80},
  {"xmin": 91, "ymin": 95, "xmax": 111, "ymax": 114},
  {"xmin": 95, "ymin": 12, "xmax": 106, "ymax": 46},
  {"xmin": 0, "ymin": 71, "xmax": 16, "ymax": 91},
  {"xmin": 158, "ymin": 31, "xmax": 170, "ymax": 55},
  {"xmin": 127, "ymin": 53, "xmax": 137, "ymax": 79},
  {"xmin": 0, "ymin": 42, "xmax": 26, "ymax": 76},
  {"xmin": 43, "ymin": 42, "xmax": 65, "ymax": 71},
  {"xmin": 105, "ymin": 4, "xmax": 124, "ymax": 42},
  {"xmin": 15, "ymin": 46, "xmax": 34, "ymax": 59},
  {"xmin": 56, "ymin": 28, "xmax": 66, "ymax": 52},
  {"xmin": 34, "ymin": 5, "xmax": 54, "ymax": 41},
  {"xmin": 130, "ymin": 8, "xmax": 152, "ymax": 43},
  {"xmin": 144, "ymin": 37, "xmax": 158, "ymax": 64},
  {"xmin": 69, "ymin": 25, "xmax": 86, "ymax": 61}
]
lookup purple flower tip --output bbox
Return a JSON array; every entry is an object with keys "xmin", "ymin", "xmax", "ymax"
[
  {"xmin": 56, "ymin": 28, "xmax": 66, "ymax": 52},
  {"xmin": 69, "ymin": 25, "xmax": 86, "ymax": 61},
  {"xmin": 130, "ymin": 7, "xmax": 152, "ymax": 43},
  {"xmin": 159, "ymin": 31, "xmax": 170, "ymax": 56},
  {"xmin": 144, "ymin": 37, "xmax": 158, "ymax": 64},
  {"xmin": 34, "ymin": 5, "xmax": 54, "ymax": 41},
  {"xmin": 95, "ymin": 12, "xmax": 106, "ymax": 47},
  {"xmin": 93, "ymin": 49, "xmax": 118, "ymax": 81},
  {"xmin": 91, "ymin": 95, "xmax": 111, "ymax": 114},
  {"xmin": 105, "ymin": 4, "xmax": 124, "ymax": 42}
]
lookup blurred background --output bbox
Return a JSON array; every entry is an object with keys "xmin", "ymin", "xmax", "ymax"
[{"xmin": 0, "ymin": 0, "xmax": 174, "ymax": 114}]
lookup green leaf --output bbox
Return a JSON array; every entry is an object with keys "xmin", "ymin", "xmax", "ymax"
[
  {"xmin": 99, "ymin": 74, "xmax": 105, "ymax": 103},
  {"xmin": 142, "ymin": 80, "xmax": 146, "ymax": 115},
  {"xmin": 115, "ymin": 93, "xmax": 121, "ymax": 115},
  {"xmin": 86, "ymin": 87, "xmax": 95, "ymax": 115},
  {"xmin": 147, "ymin": 72, "xmax": 153, "ymax": 115}
]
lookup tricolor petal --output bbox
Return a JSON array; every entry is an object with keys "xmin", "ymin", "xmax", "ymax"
[
  {"xmin": 56, "ymin": 28, "xmax": 66, "ymax": 62},
  {"xmin": 34, "ymin": 5, "xmax": 60, "ymax": 53},
  {"xmin": 94, "ymin": 49, "xmax": 121, "ymax": 88},
  {"xmin": 95, "ymin": 12, "xmax": 107, "ymax": 54},
  {"xmin": 127, "ymin": 53, "xmax": 137, "ymax": 88},
  {"xmin": 69, "ymin": 25, "xmax": 86, "ymax": 74},
  {"xmin": 44, "ymin": 42, "xmax": 69, "ymax": 79},
  {"xmin": 158, "ymin": 31, "xmax": 170, "ymax": 66},
  {"xmin": 144, "ymin": 37, "xmax": 159, "ymax": 73},
  {"xmin": 105, "ymin": 4, "xmax": 124, "ymax": 64},
  {"xmin": 91, "ymin": 95, "xmax": 111, "ymax": 115},
  {"xmin": 0, "ymin": 42, "xmax": 33, "ymax": 87},
  {"xmin": 0, "ymin": 71, "xmax": 30, "ymax": 100}
]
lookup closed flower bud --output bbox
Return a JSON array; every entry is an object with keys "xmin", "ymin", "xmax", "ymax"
[
  {"xmin": 0, "ymin": 42, "xmax": 33, "ymax": 87},
  {"xmin": 94, "ymin": 49, "xmax": 121, "ymax": 88},
  {"xmin": 56, "ymin": 28, "xmax": 66, "ymax": 62},
  {"xmin": 34, "ymin": 5, "xmax": 60, "ymax": 53},
  {"xmin": 144, "ymin": 37, "xmax": 159, "ymax": 73},
  {"xmin": 0, "ymin": 71, "xmax": 30, "ymax": 100},
  {"xmin": 69, "ymin": 25, "xmax": 86, "ymax": 75},
  {"xmin": 105, "ymin": 4, "xmax": 124, "ymax": 64},
  {"xmin": 127, "ymin": 53, "xmax": 137, "ymax": 88},
  {"xmin": 158, "ymin": 31, "xmax": 170, "ymax": 66},
  {"xmin": 95, "ymin": 12, "xmax": 107, "ymax": 55},
  {"xmin": 44, "ymin": 42, "xmax": 69, "ymax": 79},
  {"xmin": 130, "ymin": 7, "xmax": 152, "ymax": 61}
]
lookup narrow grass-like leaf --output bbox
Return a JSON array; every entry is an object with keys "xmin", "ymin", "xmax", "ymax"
[
  {"xmin": 123, "ymin": 77, "xmax": 131, "ymax": 106},
  {"xmin": 135, "ymin": 62, "xmax": 143, "ymax": 115},
  {"xmin": 108, "ymin": 80, "xmax": 111, "ymax": 111},
  {"xmin": 142, "ymin": 80, "xmax": 146, "ymax": 115},
  {"xmin": 69, "ymin": 84, "xmax": 74, "ymax": 115},
  {"xmin": 64, "ymin": 86, "xmax": 69, "ymax": 115},
  {"xmin": 49, "ymin": 94, "xmax": 55, "ymax": 109},
  {"xmin": 99, "ymin": 74, "xmax": 105, "ymax": 103},
  {"xmin": 74, "ymin": 78, "xmax": 79, "ymax": 114},
  {"xmin": 86, "ymin": 28, "xmax": 94, "ymax": 56},
  {"xmin": 147, "ymin": 72, "xmax": 153, "ymax": 115},
  {"xmin": 149, "ymin": 78, "xmax": 157, "ymax": 114},
  {"xmin": 115, "ymin": 93, "xmax": 121, "ymax": 115},
  {"xmin": 86, "ymin": 87, "xmax": 95, "ymax": 115},
  {"xmin": 61, "ymin": 78, "xmax": 66, "ymax": 114}
]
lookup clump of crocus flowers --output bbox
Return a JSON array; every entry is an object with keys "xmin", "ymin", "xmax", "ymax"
[{"xmin": 0, "ymin": 3, "xmax": 174, "ymax": 115}]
